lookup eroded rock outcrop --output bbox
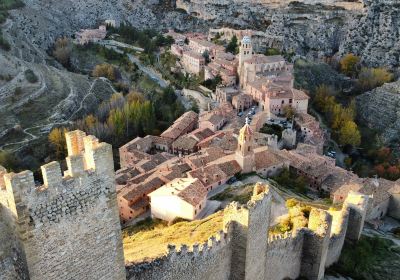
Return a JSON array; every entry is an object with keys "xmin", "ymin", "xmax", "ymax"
[
  {"xmin": 356, "ymin": 80, "xmax": 400, "ymax": 147},
  {"xmin": 176, "ymin": 0, "xmax": 400, "ymax": 69}
]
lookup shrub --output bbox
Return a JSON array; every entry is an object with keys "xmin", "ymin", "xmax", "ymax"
[
  {"xmin": 14, "ymin": 86, "xmax": 22, "ymax": 96},
  {"xmin": 53, "ymin": 37, "xmax": 72, "ymax": 67},
  {"xmin": 340, "ymin": 53, "xmax": 360, "ymax": 77},
  {"xmin": 24, "ymin": 69, "xmax": 38, "ymax": 83},
  {"xmin": 92, "ymin": 63, "xmax": 119, "ymax": 81},
  {"xmin": 265, "ymin": 48, "xmax": 280, "ymax": 56},
  {"xmin": 357, "ymin": 67, "xmax": 393, "ymax": 91},
  {"xmin": 0, "ymin": 33, "xmax": 10, "ymax": 51}
]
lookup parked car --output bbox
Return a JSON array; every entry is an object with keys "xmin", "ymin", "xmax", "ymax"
[
  {"xmin": 238, "ymin": 112, "xmax": 243, "ymax": 117},
  {"xmin": 227, "ymin": 177, "xmax": 238, "ymax": 184}
]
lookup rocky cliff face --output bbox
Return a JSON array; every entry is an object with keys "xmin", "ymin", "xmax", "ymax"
[
  {"xmin": 176, "ymin": 0, "xmax": 400, "ymax": 69},
  {"xmin": 356, "ymin": 80, "xmax": 400, "ymax": 147}
]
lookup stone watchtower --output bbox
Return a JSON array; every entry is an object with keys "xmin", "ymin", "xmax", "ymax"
[
  {"xmin": 0, "ymin": 130, "xmax": 126, "ymax": 280},
  {"xmin": 223, "ymin": 184, "xmax": 272, "ymax": 280},
  {"xmin": 235, "ymin": 119, "xmax": 255, "ymax": 174},
  {"xmin": 238, "ymin": 36, "xmax": 253, "ymax": 88}
]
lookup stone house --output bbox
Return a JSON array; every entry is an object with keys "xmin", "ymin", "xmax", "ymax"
[
  {"xmin": 188, "ymin": 38, "xmax": 225, "ymax": 60},
  {"xmin": 215, "ymin": 86, "xmax": 240, "ymax": 104},
  {"xmin": 181, "ymin": 51, "xmax": 206, "ymax": 75},
  {"xmin": 188, "ymin": 160, "xmax": 241, "ymax": 193},
  {"xmin": 246, "ymin": 78, "xmax": 309, "ymax": 116},
  {"xmin": 199, "ymin": 112, "xmax": 227, "ymax": 132},
  {"xmin": 161, "ymin": 111, "xmax": 199, "ymax": 141},
  {"xmin": 75, "ymin": 25, "xmax": 107, "ymax": 45},
  {"xmin": 172, "ymin": 127, "xmax": 214, "ymax": 155},
  {"xmin": 232, "ymin": 94, "xmax": 253, "ymax": 112},
  {"xmin": 148, "ymin": 178, "xmax": 207, "ymax": 221}
]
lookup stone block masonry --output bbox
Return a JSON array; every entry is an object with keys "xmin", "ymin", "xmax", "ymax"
[
  {"xmin": 127, "ymin": 185, "xmax": 369, "ymax": 280},
  {"xmin": 0, "ymin": 130, "xmax": 126, "ymax": 280}
]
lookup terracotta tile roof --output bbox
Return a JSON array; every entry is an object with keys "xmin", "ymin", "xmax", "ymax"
[
  {"xmin": 217, "ymin": 160, "xmax": 242, "ymax": 177},
  {"xmin": 183, "ymin": 50, "xmax": 205, "ymax": 61},
  {"xmin": 202, "ymin": 113, "xmax": 225, "ymax": 126},
  {"xmin": 122, "ymin": 176, "xmax": 165, "ymax": 202},
  {"xmin": 172, "ymin": 135, "xmax": 199, "ymax": 151},
  {"xmin": 185, "ymin": 147, "xmax": 227, "ymax": 169},
  {"xmin": 149, "ymin": 178, "xmax": 207, "ymax": 206},
  {"xmin": 245, "ymin": 54, "xmax": 285, "ymax": 65},
  {"xmin": 293, "ymin": 89, "xmax": 310, "ymax": 100},
  {"xmin": 190, "ymin": 127, "xmax": 214, "ymax": 141},
  {"xmin": 254, "ymin": 148, "xmax": 288, "ymax": 170},
  {"xmin": 148, "ymin": 135, "xmax": 174, "ymax": 146},
  {"xmin": 188, "ymin": 164, "xmax": 227, "ymax": 186},
  {"xmin": 161, "ymin": 111, "xmax": 198, "ymax": 140}
]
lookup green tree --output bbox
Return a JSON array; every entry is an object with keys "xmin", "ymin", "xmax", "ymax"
[
  {"xmin": 265, "ymin": 48, "xmax": 280, "ymax": 56},
  {"xmin": 339, "ymin": 120, "xmax": 361, "ymax": 147},
  {"xmin": 226, "ymin": 35, "xmax": 238, "ymax": 54},
  {"xmin": 0, "ymin": 150, "xmax": 19, "ymax": 171},
  {"xmin": 283, "ymin": 105, "xmax": 296, "ymax": 119}
]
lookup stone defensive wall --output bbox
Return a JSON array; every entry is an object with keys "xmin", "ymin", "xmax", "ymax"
[
  {"xmin": 0, "ymin": 130, "xmax": 126, "ymax": 280},
  {"xmin": 126, "ymin": 229, "xmax": 232, "ymax": 280},
  {"xmin": 265, "ymin": 231, "xmax": 304, "ymax": 280},
  {"xmin": 126, "ymin": 185, "xmax": 369, "ymax": 280}
]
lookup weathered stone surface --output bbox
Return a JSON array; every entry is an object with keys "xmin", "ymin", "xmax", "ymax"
[{"xmin": 356, "ymin": 80, "xmax": 400, "ymax": 149}]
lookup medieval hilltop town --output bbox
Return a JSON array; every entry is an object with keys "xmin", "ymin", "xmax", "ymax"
[{"xmin": 1, "ymin": 5, "xmax": 400, "ymax": 280}]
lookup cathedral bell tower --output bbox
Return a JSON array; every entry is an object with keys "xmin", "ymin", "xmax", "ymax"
[
  {"xmin": 235, "ymin": 118, "xmax": 255, "ymax": 173},
  {"xmin": 238, "ymin": 36, "xmax": 253, "ymax": 88}
]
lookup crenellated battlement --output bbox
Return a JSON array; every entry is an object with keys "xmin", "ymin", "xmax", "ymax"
[
  {"xmin": 165, "ymin": 229, "xmax": 230, "ymax": 260},
  {"xmin": 0, "ymin": 131, "xmax": 126, "ymax": 280},
  {"xmin": 126, "ymin": 186, "xmax": 370, "ymax": 280},
  {"xmin": 0, "ymin": 130, "xmax": 115, "ymax": 227}
]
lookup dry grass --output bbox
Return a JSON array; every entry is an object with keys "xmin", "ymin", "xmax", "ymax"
[
  {"xmin": 211, "ymin": 184, "xmax": 254, "ymax": 204},
  {"xmin": 123, "ymin": 211, "xmax": 224, "ymax": 263}
]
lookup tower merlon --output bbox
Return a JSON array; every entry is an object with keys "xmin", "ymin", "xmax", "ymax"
[
  {"xmin": 41, "ymin": 161, "xmax": 62, "ymax": 189},
  {"xmin": 66, "ymin": 130, "xmax": 87, "ymax": 156},
  {"xmin": 65, "ymin": 154, "xmax": 85, "ymax": 177}
]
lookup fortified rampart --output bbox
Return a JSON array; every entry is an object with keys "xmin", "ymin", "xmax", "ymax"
[
  {"xmin": 0, "ymin": 131, "xmax": 370, "ymax": 280},
  {"xmin": 127, "ymin": 185, "xmax": 369, "ymax": 280},
  {"xmin": 0, "ymin": 130, "xmax": 126, "ymax": 280}
]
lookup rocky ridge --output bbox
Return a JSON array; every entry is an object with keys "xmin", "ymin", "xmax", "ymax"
[
  {"xmin": 176, "ymin": 0, "xmax": 400, "ymax": 69},
  {"xmin": 356, "ymin": 80, "xmax": 400, "ymax": 148}
]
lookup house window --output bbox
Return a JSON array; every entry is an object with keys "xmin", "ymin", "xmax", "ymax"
[
  {"xmin": 199, "ymin": 204, "xmax": 202, "ymax": 210},
  {"xmin": 195, "ymin": 210, "xmax": 197, "ymax": 215}
]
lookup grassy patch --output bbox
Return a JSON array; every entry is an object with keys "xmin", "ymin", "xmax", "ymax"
[
  {"xmin": 260, "ymin": 123, "xmax": 283, "ymax": 139},
  {"xmin": 211, "ymin": 184, "xmax": 254, "ymax": 204},
  {"xmin": 123, "ymin": 211, "xmax": 224, "ymax": 263}
]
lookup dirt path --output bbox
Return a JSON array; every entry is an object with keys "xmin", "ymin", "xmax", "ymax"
[{"xmin": 0, "ymin": 78, "xmax": 116, "ymax": 151}]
